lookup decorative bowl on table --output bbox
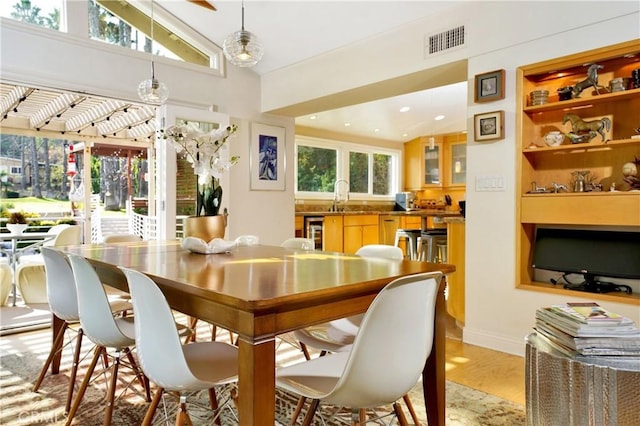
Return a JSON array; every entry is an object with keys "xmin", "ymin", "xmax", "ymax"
[{"xmin": 6, "ymin": 224, "xmax": 28, "ymax": 234}]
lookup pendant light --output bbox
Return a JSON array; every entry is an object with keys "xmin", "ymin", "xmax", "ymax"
[
  {"xmin": 138, "ymin": 0, "xmax": 168, "ymax": 105},
  {"xmin": 223, "ymin": 0, "xmax": 264, "ymax": 68}
]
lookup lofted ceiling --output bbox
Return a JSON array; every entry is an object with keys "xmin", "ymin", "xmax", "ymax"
[{"xmin": 0, "ymin": 1, "xmax": 468, "ymax": 145}]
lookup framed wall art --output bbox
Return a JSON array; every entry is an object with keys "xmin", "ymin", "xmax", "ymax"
[
  {"xmin": 250, "ymin": 122, "xmax": 286, "ymax": 191},
  {"xmin": 474, "ymin": 110, "xmax": 504, "ymax": 141},
  {"xmin": 474, "ymin": 69, "xmax": 505, "ymax": 103}
]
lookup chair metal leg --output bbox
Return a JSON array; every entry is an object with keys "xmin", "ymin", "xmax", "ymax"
[
  {"xmin": 142, "ymin": 387, "xmax": 164, "ymax": 426},
  {"xmin": 65, "ymin": 328, "xmax": 84, "ymax": 413},
  {"xmin": 124, "ymin": 347, "xmax": 151, "ymax": 402},
  {"xmin": 65, "ymin": 346, "xmax": 104, "ymax": 426},
  {"xmin": 186, "ymin": 317, "xmax": 198, "ymax": 343},
  {"xmin": 402, "ymin": 393, "xmax": 420, "ymax": 425}
]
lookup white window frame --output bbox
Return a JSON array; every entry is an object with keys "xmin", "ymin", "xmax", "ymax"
[{"xmin": 295, "ymin": 135, "xmax": 401, "ymax": 201}]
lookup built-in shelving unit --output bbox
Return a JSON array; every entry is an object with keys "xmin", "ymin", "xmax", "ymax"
[{"xmin": 516, "ymin": 39, "xmax": 640, "ymax": 305}]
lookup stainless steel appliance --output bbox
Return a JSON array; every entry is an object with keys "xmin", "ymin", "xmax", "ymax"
[
  {"xmin": 304, "ymin": 216, "xmax": 324, "ymax": 250},
  {"xmin": 394, "ymin": 192, "xmax": 417, "ymax": 211}
]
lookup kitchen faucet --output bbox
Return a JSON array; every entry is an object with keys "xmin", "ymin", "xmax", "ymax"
[{"xmin": 332, "ymin": 179, "xmax": 349, "ymax": 212}]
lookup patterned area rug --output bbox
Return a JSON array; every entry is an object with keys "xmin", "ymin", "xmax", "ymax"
[{"xmin": 0, "ymin": 327, "xmax": 525, "ymax": 425}]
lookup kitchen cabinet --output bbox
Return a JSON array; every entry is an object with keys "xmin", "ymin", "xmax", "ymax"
[
  {"xmin": 446, "ymin": 220, "xmax": 465, "ymax": 325},
  {"xmin": 343, "ymin": 215, "xmax": 378, "ymax": 254},
  {"xmin": 516, "ymin": 39, "xmax": 640, "ymax": 305},
  {"xmin": 323, "ymin": 215, "xmax": 344, "ymax": 253},
  {"xmin": 447, "ymin": 137, "xmax": 467, "ymax": 187},
  {"xmin": 404, "ymin": 133, "xmax": 467, "ymax": 190},
  {"xmin": 422, "ymin": 139, "xmax": 442, "ymax": 187},
  {"xmin": 379, "ymin": 215, "xmax": 422, "ymax": 256},
  {"xmin": 295, "ymin": 216, "xmax": 304, "ymax": 238}
]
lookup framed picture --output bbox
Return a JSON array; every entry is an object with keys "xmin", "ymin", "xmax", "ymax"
[
  {"xmin": 250, "ymin": 123, "xmax": 286, "ymax": 191},
  {"xmin": 474, "ymin": 69, "xmax": 505, "ymax": 103},
  {"xmin": 474, "ymin": 110, "xmax": 504, "ymax": 141}
]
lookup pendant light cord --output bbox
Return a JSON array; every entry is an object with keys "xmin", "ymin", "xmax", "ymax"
[{"xmin": 150, "ymin": 0, "xmax": 155, "ymax": 78}]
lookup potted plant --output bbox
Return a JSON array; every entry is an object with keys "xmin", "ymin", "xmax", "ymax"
[{"xmin": 6, "ymin": 211, "xmax": 28, "ymax": 234}]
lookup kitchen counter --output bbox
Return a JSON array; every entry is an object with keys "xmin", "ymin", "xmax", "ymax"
[{"xmin": 296, "ymin": 209, "xmax": 463, "ymax": 218}]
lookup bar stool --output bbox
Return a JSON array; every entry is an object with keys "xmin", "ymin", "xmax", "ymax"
[
  {"xmin": 418, "ymin": 229, "xmax": 447, "ymax": 263},
  {"xmin": 394, "ymin": 229, "xmax": 421, "ymax": 260}
]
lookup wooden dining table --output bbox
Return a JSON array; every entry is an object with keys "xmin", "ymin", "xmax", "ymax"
[{"xmin": 58, "ymin": 240, "xmax": 455, "ymax": 425}]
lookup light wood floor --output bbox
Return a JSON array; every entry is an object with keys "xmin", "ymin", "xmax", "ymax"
[{"xmin": 444, "ymin": 314, "xmax": 525, "ymax": 406}]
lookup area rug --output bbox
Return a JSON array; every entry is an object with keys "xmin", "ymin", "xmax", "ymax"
[{"xmin": 0, "ymin": 328, "xmax": 525, "ymax": 425}]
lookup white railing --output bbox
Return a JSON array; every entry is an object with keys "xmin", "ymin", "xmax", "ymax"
[{"xmin": 130, "ymin": 212, "xmax": 158, "ymax": 240}]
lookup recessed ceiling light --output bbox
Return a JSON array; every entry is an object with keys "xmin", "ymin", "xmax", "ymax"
[
  {"xmin": 309, "ymin": 115, "xmax": 317, "ymax": 120},
  {"xmin": 374, "ymin": 128, "xmax": 380, "ymax": 133},
  {"xmin": 344, "ymin": 122, "xmax": 351, "ymax": 127},
  {"xmin": 402, "ymin": 133, "xmax": 408, "ymax": 137},
  {"xmin": 399, "ymin": 106, "xmax": 411, "ymax": 113},
  {"xmin": 434, "ymin": 115, "xmax": 445, "ymax": 121}
]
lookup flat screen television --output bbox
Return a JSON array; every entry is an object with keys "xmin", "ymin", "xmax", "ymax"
[{"xmin": 532, "ymin": 227, "xmax": 640, "ymax": 294}]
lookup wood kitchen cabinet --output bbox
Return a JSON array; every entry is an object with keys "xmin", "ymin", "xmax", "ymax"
[
  {"xmin": 343, "ymin": 215, "xmax": 378, "ymax": 254},
  {"xmin": 516, "ymin": 39, "xmax": 640, "ymax": 305},
  {"xmin": 404, "ymin": 133, "xmax": 467, "ymax": 190},
  {"xmin": 323, "ymin": 215, "xmax": 344, "ymax": 253}
]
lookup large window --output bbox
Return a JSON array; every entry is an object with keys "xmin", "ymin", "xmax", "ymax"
[
  {"xmin": 296, "ymin": 137, "xmax": 399, "ymax": 199},
  {"xmin": 0, "ymin": 0, "xmax": 62, "ymax": 30}
]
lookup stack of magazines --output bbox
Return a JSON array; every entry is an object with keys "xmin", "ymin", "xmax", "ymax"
[{"xmin": 534, "ymin": 302, "xmax": 640, "ymax": 359}]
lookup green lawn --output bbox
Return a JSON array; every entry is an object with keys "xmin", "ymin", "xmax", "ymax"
[{"xmin": 1, "ymin": 197, "xmax": 125, "ymax": 216}]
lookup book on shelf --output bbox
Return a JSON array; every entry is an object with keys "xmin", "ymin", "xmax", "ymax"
[
  {"xmin": 549, "ymin": 302, "xmax": 625, "ymax": 324},
  {"xmin": 535, "ymin": 307, "xmax": 638, "ymax": 337}
]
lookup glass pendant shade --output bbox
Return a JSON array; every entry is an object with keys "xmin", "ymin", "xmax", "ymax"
[
  {"xmin": 138, "ymin": 74, "xmax": 168, "ymax": 105},
  {"xmin": 223, "ymin": 29, "xmax": 263, "ymax": 68}
]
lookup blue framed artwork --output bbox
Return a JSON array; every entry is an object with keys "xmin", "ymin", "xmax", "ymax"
[{"xmin": 250, "ymin": 122, "xmax": 286, "ymax": 190}]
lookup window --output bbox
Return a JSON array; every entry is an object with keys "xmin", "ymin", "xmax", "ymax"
[
  {"xmin": 0, "ymin": 0, "xmax": 62, "ymax": 30},
  {"xmin": 296, "ymin": 137, "xmax": 399, "ymax": 199},
  {"xmin": 10, "ymin": 167, "xmax": 21, "ymax": 175}
]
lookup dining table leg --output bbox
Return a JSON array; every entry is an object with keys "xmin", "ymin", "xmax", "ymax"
[
  {"xmin": 422, "ymin": 276, "xmax": 446, "ymax": 426},
  {"xmin": 237, "ymin": 336, "xmax": 276, "ymax": 425}
]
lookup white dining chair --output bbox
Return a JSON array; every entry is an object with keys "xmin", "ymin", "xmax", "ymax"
[
  {"xmin": 119, "ymin": 267, "xmax": 239, "ymax": 426},
  {"xmin": 281, "ymin": 237, "xmax": 315, "ymax": 250},
  {"xmin": 234, "ymin": 234, "xmax": 260, "ymax": 246},
  {"xmin": 0, "ymin": 263, "xmax": 12, "ymax": 306},
  {"xmin": 65, "ymin": 253, "xmax": 151, "ymax": 425},
  {"xmin": 102, "ymin": 233, "xmax": 142, "ymax": 243},
  {"xmin": 32, "ymin": 248, "xmax": 131, "ymax": 414},
  {"xmin": 277, "ymin": 271, "xmax": 442, "ymax": 425},
  {"xmin": 291, "ymin": 244, "xmax": 422, "ymax": 423}
]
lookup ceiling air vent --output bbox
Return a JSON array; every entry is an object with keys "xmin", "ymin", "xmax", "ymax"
[{"xmin": 425, "ymin": 25, "xmax": 466, "ymax": 56}]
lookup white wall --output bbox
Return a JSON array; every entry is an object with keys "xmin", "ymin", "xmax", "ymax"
[
  {"xmin": 262, "ymin": 1, "xmax": 640, "ymax": 356},
  {"xmin": 0, "ymin": 17, "xmax": 295, "ymax": 246}
]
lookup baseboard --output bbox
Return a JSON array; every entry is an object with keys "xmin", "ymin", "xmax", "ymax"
[{"xmin": 463, "ymin": 327, "xmax": 527, "ymax": 357}]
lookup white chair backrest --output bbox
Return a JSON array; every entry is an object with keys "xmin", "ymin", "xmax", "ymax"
[
  {"xmin": 41, "ymin": 248, "xmax": 79, "ymax": 321},
  {"xmin": 0, "ymin": 263, "xmax": 12, "ymax": 306},
  {"xmin": 119, "ymin": 267, "xmax": 209, "ymax": 389},
  {"xmin": 281, "ymin": 238, "xmax": 315, "ymax": 250},
  {"xmin": 325, "ymin": 271, "xmax": 441, "ymax": 408},
  {"xmin": 67, "ymin": 254, "xmax": 131, "ymax": 348},
  {"xmin": 356, "ymin": 244, "xmax": 403, "ymax": 260},
  {"xmin": 103, "ymin": 234, "xmax": 142, "ymax": 243},
  {"xmin": 51, "ymin": 225, "xmax": 82, "ymax": 247},
  {"xmin": 234, "ymin": 235, "xmax": 259, "ymax": 246},
  {"xmin": 43, "ymin": 224, "xmax": 71, "ymax": 247}
]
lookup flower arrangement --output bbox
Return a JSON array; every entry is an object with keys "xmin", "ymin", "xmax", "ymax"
[
  {"xmin": 8, "ymin": 211, "xmax": 27, "ymax": 224},
  {"xmin": 162, "ymin": 123, "xmax": 239, "ymax": 216}
]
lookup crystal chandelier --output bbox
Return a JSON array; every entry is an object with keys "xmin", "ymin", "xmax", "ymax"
[
  {"xmin": 138, "ymin": 0, "xmax": 168, "ymax": 105},
  {"xmin": 223, "ymin": 0, "xmax": 264, "ymax": 68}
]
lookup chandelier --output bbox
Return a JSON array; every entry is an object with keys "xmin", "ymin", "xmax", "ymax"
[
  {"xmin": 222, "ymin": 0, "xmax": 264, "ymax": 68},
  {"xmin": 138, "ymin": 0, "xmax": 168, "ymax": 105}
]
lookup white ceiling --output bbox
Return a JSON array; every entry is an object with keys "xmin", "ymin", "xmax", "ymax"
[
  {"xmin": 160, "ymin": 0, "xmax": 468, "ymax": 143},
  {"xmin": 0, "ymin": 1, "xmax": 468, "ymax": 144}
]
